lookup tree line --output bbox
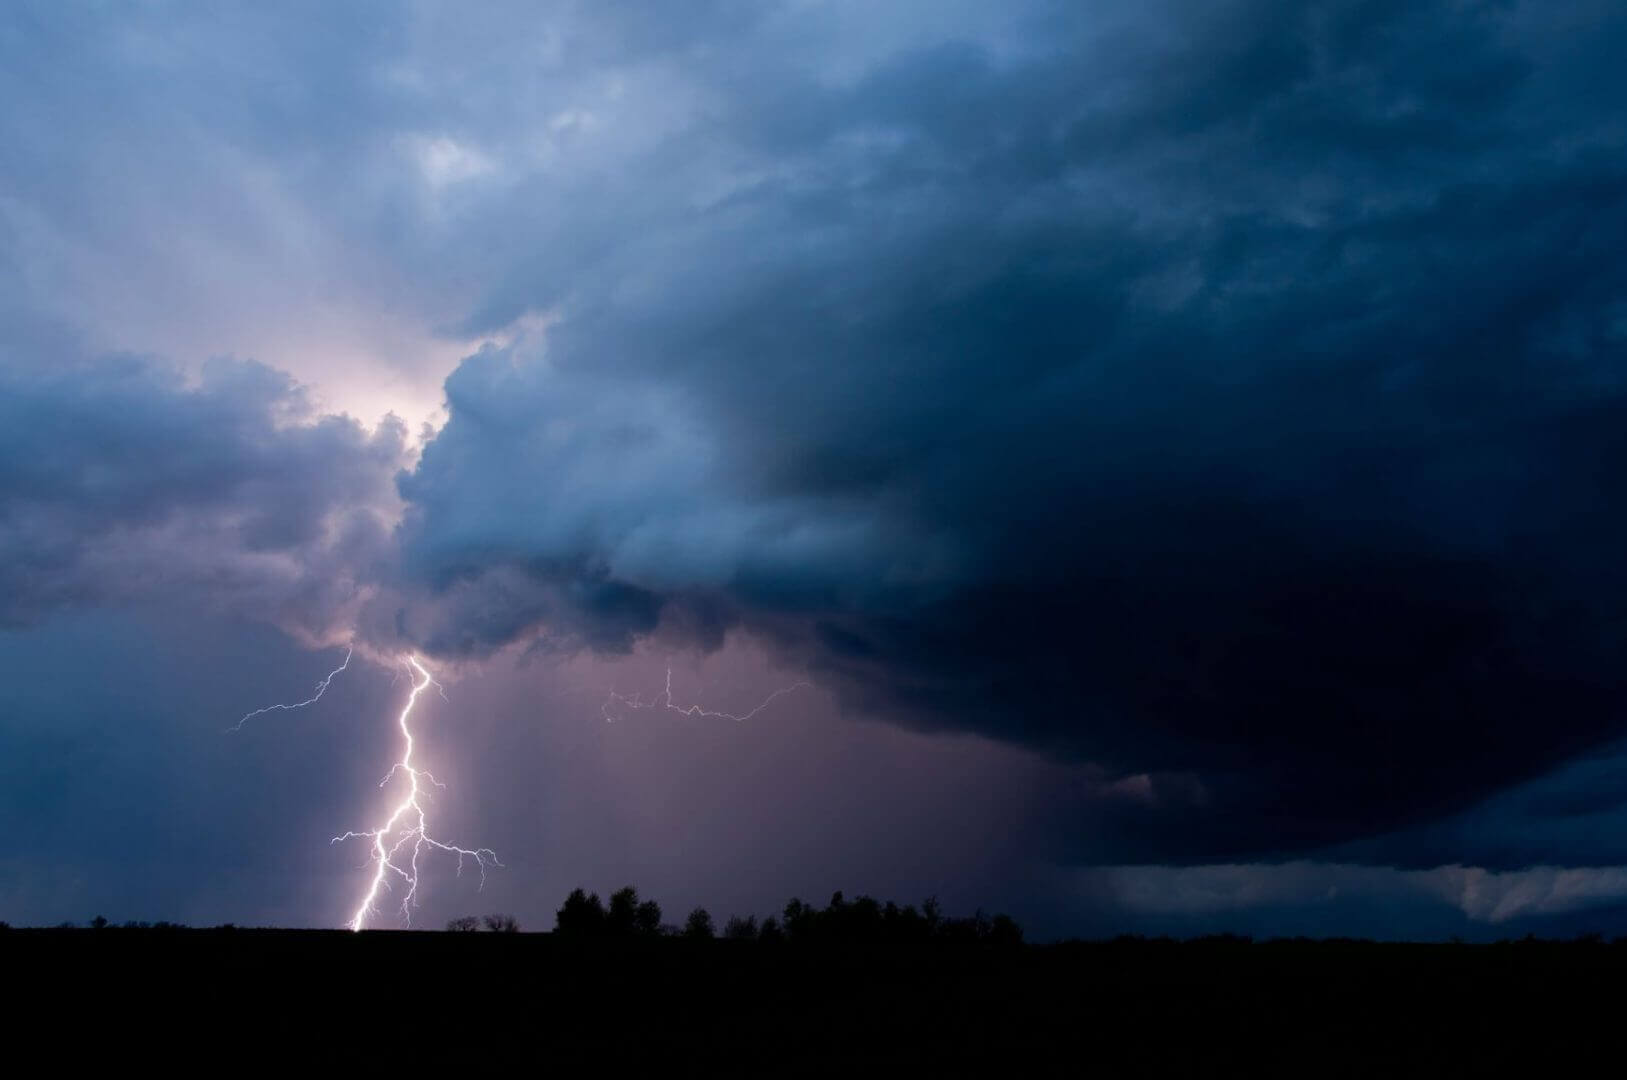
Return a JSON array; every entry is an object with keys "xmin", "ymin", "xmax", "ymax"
[{"xmin": 449, "ymin": 887, "xmax": 1023, "ymax": 945}]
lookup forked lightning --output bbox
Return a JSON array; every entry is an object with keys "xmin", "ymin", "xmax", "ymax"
[
  {"xmin": 230, "ymin": 646, "xmax": 352, "ymax": 732},
  {"xmin": 234, "ymin": 649, "xmax": 499, "ymax": 930},
  {"xmin": 333, "ymin": 655, "xmax": 500, "ymax": 931},
  {"xmin": 237, "ymin": 650, "xmax": 801, "ymax": 931}
]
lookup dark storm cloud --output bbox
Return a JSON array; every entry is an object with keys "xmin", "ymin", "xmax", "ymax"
[
  {"xmin": 392, "ymin": 0, "xmax": 1627, "ymax": 862},
  {"xmin": 5, "ymin": 0, "xmax": 1627, "ymax": 890},
  {"xmin": 0, "ymin": 356, "xmax": 406, "ymax": 639}
]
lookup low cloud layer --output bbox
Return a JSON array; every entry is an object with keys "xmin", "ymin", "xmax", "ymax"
[{"xmin": 1095, "ymin": 861, "xmax": 1627, "ymax": 930}]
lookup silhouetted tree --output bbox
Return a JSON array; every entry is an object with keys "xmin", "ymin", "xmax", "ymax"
[
  {"xmin": 783, "ymin": 898, "xmax": 814, "ymax": 942},
  {"xmin": 555, "ymin": 888, "xmax": 607, "ymax": 937},
  {"xmin": 608, "ymin": 886, "xmax": 641, "ymax": 936},
  {"xmin": 936, "ymin": 910, "xmax": 990, "ymax": 944},
  {"xmin": 446, "ymin": 916, "xmax": 480, "ymax": 932},
  {"xmin": 684, "ymin": 907, "xmax": 715, "ymax": 940},
  {"xmin": 484, "ymin": 913, "xmax": 520, "ymax": 933},
  {"xmin": 989, "ymin": 914, "xmax": 1023, "ymax": 947},
  {"xmin": 545, "ymin": 885, "xmax": 1024, "ymax": 949},
  {"xmin": 847, "ymin": 896, "xmax": 883, "ymax": 941},
  {"xmin": 884, "ymin": 902, "xmax": 932, "ymax": 942},
  {"xmin": 723, "ymin": 914, "xmax": 758, "ymax": 941},
  {"xmin": 90, "ymin": 915, "xmax": 108, "ymax": 929},
  {"xmin": 635, "ymin": 898, "xmax": 663, "ymax": 937}
]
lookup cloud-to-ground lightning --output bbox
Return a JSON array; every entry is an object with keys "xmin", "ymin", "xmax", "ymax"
[
  {"xmin": 602, "ymin": 665, "xmax": 812, "ymax": 723},
  {"xmin": 237, "ymin": 649, "xmax": 793, "ymax": 929},
  {"xmin": 332, "ymin": 655, "xmax": 500, "ymax": 931},
  {"xmin": 233, "ymin": 649, "xmax": 498, "ymax": 930},
  {"xmin": 229, "ymin": 646, "xmax": 352, "ymax": 732}
]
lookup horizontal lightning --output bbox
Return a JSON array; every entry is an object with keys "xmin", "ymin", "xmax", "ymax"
[
  {"xmin": 229, "ymin": 646, "xmax": 353, "ymax": 732},
  {"xmin": 602, "ymin": 665, "xmax": 811, "ymax": 723}
]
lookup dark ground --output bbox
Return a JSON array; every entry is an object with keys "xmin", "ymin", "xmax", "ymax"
[{"xmin": 5, "ymin": 929, "xmax": 1622, "ymax": 1071}]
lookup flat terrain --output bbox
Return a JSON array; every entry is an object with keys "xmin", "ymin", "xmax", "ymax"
[{"xmin": 5, "ymin": 929, "xmax": 1622, "ymax": 1070}]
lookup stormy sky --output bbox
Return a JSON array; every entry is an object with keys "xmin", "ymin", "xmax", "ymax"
[{"xmin": 5, "ymin": 0, "xmax": 1627, "ymax": 939}]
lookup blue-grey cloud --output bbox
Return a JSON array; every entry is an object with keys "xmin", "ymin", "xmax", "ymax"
[
  {"xmin": 381, "ymin": 1, "xmax": 1627, "ymax": 863},
  {"xmin": 1078, "ymin": 860, "xmax": 1627, "ymax": 939},
  {"xmin": 6, "ymin": 0, "xmax": 1627, "ymax": 897},
  {"xmin": 0, "ymin": 355, "xmax": 405, "ymax": 639}
]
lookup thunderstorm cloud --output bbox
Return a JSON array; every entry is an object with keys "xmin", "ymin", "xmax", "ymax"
[
  {"xmin": 6, "ymin": 0, "xmax": 1627, "ymax": 932},
  {"xmin": 383, "ymin": 0, "xmax": 1627, "ymax": 864}
]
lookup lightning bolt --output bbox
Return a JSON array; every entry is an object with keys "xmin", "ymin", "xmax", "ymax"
[
  {"xmin": 602, "ymin": 665, "xmax": 811, "ymax": 723},
  {"xmin": 332, "ymin": 655, "xmax": 500, "ymax": 932},
  {"xmin": 233, "ymin": 649, "xmax": 499, "ymax": 931},
  {"xmin": 237, "ymin": 649, "xmax": 791, "ymax": 930},
  {"xmin": 229, "ymin": 646, "xmax": 352, "ymax": 732}
]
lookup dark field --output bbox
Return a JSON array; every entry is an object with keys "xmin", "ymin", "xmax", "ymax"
[{"xmin": 6, "ymin": 929, "xmax": 1623, "ymax": 1070}]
